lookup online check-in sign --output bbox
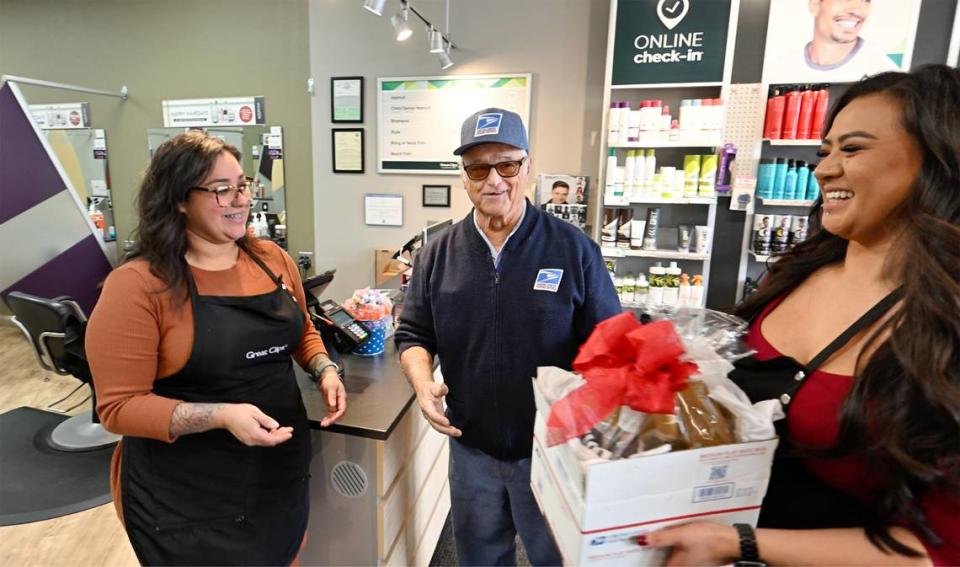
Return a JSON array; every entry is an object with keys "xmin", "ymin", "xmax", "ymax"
[{"xmin": 657, "ymin": 0, "xmax": 689, "ymax": 30}]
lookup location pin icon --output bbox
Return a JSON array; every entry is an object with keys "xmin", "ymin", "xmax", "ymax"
[{"xmin": 657, "ymin": 0, "xmax": 690, "ymax": 30}]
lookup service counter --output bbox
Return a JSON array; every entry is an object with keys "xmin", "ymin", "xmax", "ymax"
[{"xmin": 296, "ymin": 342, "xmax": 450, "ymax": 566}]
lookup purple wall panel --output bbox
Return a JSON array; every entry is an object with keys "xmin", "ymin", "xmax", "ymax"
[
  {"xmin": 0, "ymin": 84, "xmax": 67, "ymax": 225},
  {"xmin": 1, "ymin": 235, "xmax": 112, "ymax": 315}
]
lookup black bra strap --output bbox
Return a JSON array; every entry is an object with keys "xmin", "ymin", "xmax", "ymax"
[{"xmin": 802, "ymin": 286, "xmax": 904, "ymax": 375}]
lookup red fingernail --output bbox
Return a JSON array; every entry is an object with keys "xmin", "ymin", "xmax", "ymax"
[{"xmin": 635, "ymin": 535, "xmax": 648, "ymax": 546}]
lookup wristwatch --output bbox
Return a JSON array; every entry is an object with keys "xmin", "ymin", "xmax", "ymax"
[
  {"xmin": 733, "ymin": 523, "xmax": 766, "ymax": 567},
  {"xmin": 310, "ymin": 358, "xmax": 341, "ymax": 382}
]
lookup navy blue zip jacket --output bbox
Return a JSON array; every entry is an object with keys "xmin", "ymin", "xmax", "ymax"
[{"xmin": 395, "ymin": 200, "xmax": 621, "ymax": 460}]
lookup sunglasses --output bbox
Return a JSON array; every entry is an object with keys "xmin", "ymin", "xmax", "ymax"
[{"xmin": 462, "ymin": 157, "xmax": 527, "ymax": 181}]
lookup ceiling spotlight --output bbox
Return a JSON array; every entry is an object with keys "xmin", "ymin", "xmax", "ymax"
[
  {"xmin": 362, "ymin": 0, "xmax": 386, "ymax": 16},
  {"xmin": 439, "ymin": 44, "xmax": 454, "ymax": 70},
  {"xmin": 428, "ymin": 26, "xmax": 445, "ymax": 53},
  {"xmin": 391, "ymin": 6, "xmax": 413, "ymax": 41}
]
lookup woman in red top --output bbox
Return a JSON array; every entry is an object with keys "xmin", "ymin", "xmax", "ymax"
[{"xmin": 647, "ymin": 65, "xmax": 960, "ymax": 565}]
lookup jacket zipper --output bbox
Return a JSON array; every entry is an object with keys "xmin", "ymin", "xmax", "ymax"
[{"xmin": 493, "ymin": 263, "xmax": 505, "ymax": 458}]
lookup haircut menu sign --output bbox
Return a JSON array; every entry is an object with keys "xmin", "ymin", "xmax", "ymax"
[{"xmin": 611, "ymin": 0, "xmax": 733, "ymax": 85}]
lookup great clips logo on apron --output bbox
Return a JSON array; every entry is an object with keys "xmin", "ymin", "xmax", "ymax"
[{"xmin": 245, "ymin": 343, "xmax": 289, "ymax": 360}]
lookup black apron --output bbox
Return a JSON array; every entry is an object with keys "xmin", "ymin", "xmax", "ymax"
[
  {"xmin": 728, "ymin": 287, "xmax": 902, "ymax": 529},
  {"xmin": 121, "ymin": 251, "xmax": 312, "ymax": 566}
]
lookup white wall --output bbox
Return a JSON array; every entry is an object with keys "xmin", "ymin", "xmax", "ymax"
[{"xmin": 308, "ymin": 0, "xmax": 610, "ymax": 301}]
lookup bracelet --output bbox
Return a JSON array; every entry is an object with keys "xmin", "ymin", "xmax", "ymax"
[
  {"xmin": 310, "ymin": 358, "xmax": 340, "ymax": 382},
  {"xmin": 733, "ymin": 523, "xmax": 765, "ymax": 567}
]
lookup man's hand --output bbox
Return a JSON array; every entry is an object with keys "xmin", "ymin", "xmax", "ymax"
[
  {"xmin": 415, "ymin": 382, "xmax": 461, "ymax": 437},
  {"xmin": 318, "ymin": 369, "xmax": 347, "ymax": 427}
]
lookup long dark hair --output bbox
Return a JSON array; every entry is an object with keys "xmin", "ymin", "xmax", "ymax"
[
  {"xmin": 737, "ymin": 65, "xmax": 960, "ymax": 555},
  {"xmin": 126, "ymin": 132, "xmax": 260, "ymax": 303}
]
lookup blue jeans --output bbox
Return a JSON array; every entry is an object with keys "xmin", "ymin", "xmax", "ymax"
[{"xmin": 449, "ymin": 438, "xmax": 561, "ymax": 566}]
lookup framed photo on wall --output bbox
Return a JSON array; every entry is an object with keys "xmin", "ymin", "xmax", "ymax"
[
  {"xmin": 761, "ymin": 0, "xmax": 922, "ymax": 84},
  {"xmin": 332, "ymin": 128, "xmax": 364, "ymax": 174},
  {"xmin": 331, "ymin": 76, "xmax": 364, "ymax": 123},
  {"xmin": 422, "ymin": 184, "xmax": 451, "ymax": 207}
]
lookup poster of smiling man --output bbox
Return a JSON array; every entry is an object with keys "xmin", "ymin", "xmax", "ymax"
[{"xmin": 762, "ymin": 0, "xmax": 922, "ymax": 84}]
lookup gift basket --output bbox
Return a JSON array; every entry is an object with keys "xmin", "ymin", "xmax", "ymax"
[
  {"xmin": 343, "ymin": 288, "xmax": 394, "ymax": 356},
  {"xmin": 529, "ymin": 308, "xmax": 784, "ymax": 566},
  {"xmin": 542, "ymin": 307, "xmax": 782, "ymax": 458}
]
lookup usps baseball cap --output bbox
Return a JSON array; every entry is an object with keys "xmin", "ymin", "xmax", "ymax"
[{"xmin": 453, "ymin": 107, "xmax": 529, "ymax": 156}]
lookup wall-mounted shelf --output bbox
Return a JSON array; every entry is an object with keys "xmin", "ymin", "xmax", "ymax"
[
  {"xmin": 605, "ymin": 196, "xmax": 717, "ymax": 206},
  {"xmin": 764, "ymin": 139, "xmax": 820, "ymax": 146},
  {"xmin": 758, "ymin": 198, "xmax": 814, "ymax": 207},
  {"xmin": 749, "ymin": 252, "xmax": 780, "ymax": 263},
  {"xmin": 610, "ymin": 139, "xmax": 724, "ymax": 149},
  {"xmin": 602, "ymin": 248, "xmax": 710, "ymax": 261}
]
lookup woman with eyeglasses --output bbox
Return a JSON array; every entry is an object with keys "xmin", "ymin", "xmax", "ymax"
[{"xmin": 86, "ymin": 132, "xmax": 345, "ymax": 566}]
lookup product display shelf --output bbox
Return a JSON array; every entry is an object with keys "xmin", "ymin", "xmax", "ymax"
[
  {"xmin": 749, "ymin": 252, "xmax": 777, "ymax": 263},
  {"xmin": 605, "ymin": 196, "xmax": 717, "ymax": 206},
  {"xmin": 595, "ymin": 0, "xmax": 741, "ymax": 309},
  {"xmin": 609, "ymin": 139, "xmax": 724, "ymax": 149},
  {"xmin": 758, "ymin": 198, "xmax": 814, "ymax": 207},
  {"xmin": 764, "ymin": 139, "xmax": 821, "ymax": 146},
  {"xmin": 601, "ymin": 247, "xmax": 711, "ymax": 262}
]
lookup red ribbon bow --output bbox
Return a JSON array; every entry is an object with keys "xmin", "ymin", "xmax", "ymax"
[{"xmin": 545, "ymin": 312, "xmax": 698, "ymax": 447}]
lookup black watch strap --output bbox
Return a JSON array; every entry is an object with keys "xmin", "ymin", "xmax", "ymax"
[{"xmin": 734, "ymin": 523, "xmax": 763, "ymax": 565}]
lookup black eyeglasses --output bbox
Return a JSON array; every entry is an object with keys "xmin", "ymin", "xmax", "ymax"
[
  {"xmin": 462, "ymin": 157, "xmax": 527, "ymax": 181},
  {"xmin": 190, "ymin": 177, "xmax": 261, "ymax": 207}
]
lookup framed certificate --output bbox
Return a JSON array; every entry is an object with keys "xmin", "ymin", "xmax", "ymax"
[
  {"xmin": 331, "ymin": 76, "xmax": 364, "ymax": 123},
  {"xmin": 364, "ymin": 193, "xmax": 403, "ymax": 226},
  {"xmin": 332, "ymin": 128, "xmax": 364, "ymax": 174},
  {"xmin": 422, "ymin": 184, "xmax": 451, "ymax": 207}
]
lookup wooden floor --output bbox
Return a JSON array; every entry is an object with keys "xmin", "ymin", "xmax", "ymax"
[{"xmin": 0, "ymin": 322, "xmax": 138, "ymax": 567}]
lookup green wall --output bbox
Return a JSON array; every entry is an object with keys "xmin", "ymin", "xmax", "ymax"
[{"xmin": 0, "ymin": 0, "xmax": 315, "ymax": 257}]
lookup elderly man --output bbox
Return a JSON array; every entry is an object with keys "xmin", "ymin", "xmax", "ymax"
[{"xmin": 395, "ymin": 108, "xmax": 620, "ymax": 566}]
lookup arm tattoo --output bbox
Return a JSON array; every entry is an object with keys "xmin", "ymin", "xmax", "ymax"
[{"xmin": 169, "ymin": 402, "xmax": 225, "ymax": 438}]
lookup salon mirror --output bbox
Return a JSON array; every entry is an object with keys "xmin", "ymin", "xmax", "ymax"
[
  {"xmin": 28, "ymin": 104, "xmax": 119, "ymax": 261},
  {"xmin": 147, "ymin": 126, "xmax": 287, "ymax": 249}
]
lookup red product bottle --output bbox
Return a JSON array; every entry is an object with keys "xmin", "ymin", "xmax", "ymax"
[
  {"xmin": 763, "ymin": 87, "xmax": 785, "ymax": 139},
  {"xmin": 797, "ymin": 85, "xmax": 816, "ymax": 139},
  {"xmin": 810, "ymin": 84, "xmax": 831, "ymax": 139},
  {"xmin": 781, "ymin": 86, "xmax": 802, "ymax": 140}
]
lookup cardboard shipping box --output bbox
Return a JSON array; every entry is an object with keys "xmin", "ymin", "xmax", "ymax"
[{"xmin": 530, "ymin": 378, "xmax": 779, "ymax": 566}]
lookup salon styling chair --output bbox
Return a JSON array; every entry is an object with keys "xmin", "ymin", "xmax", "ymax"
[{"xmin": 5, "ymin": 291, "xmax": 119, "ymax": 451}]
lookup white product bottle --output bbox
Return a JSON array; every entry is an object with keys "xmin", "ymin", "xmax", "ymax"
[
  {"xmin": 660, "ymin": 105, "xmax": 672, "ymax": 142},
  {"xmin": 648, "ymin": 100, "xmax": 662, "ymax": 138},
  {"xmin": 621, "ymin": 272, "xmax": 636, "ymax": 304},
  {"xmin": 624, "ymin": 150, "xmax": 637, "ymax": 199},
  {"xmin": 635, "ymin": 274, "xmax": 650, "ymax": 306},
  {"xmin": 605, "ymin": 148, "xmax": 618, "ymax": 201},
  {"xmin": 678, "ymin": 273, "xmax": 692, "ymax": 306},
  {"xmin": 644, "ymin": 149, "xmax": 656, "ymax": 191},
  {"xmin": 628, "ymin": 110, "xmax": 642, "ymax": 142},
  {"xmin": 648, "ymin": 263, "xmax": 666, "ymax": 306},
  {"xmin": 691, "ymin": 99, "xmax": 703, "ymax": 136},
  {"xmin": 679, "ymin": 99, "xmax": 693, "ymax": 134},
  {"xmin": 617, "ymin": 102, "xmax": 632, "ymax": 146},
  {"xmin": 633, "ymin": 149, "xmax": 646, "ymax": 198},
  {"xmin": 614, "ymin": 166, "xmax": 626, "ymax": 199},
  {"xmin": 607, "ymin": 101, "xmax": 621, "ymax": 145},
  {"xmin": 663, "ymin": 262, "xmax": 682, "ymax": 306}
]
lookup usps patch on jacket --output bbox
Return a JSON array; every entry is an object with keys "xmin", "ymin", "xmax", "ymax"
[
  {"xmin": 533, "ymin": 269, "xmax": 563, "ymax": 292},
  {"xmin": 475, "ymin": 113, "xmax": 502, "ymax": 136}
]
